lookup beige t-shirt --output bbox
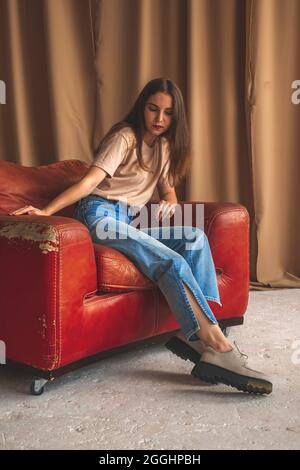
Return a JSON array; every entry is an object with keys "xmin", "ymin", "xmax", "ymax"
[{"xmin": 91, "ymin": 126, "xmax": 173, "ymax": 209}]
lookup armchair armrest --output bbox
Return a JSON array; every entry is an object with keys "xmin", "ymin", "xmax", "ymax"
[
  {"xmin": 0, "ymin": 215, "xmax": 97, "ymax": 370},
  {"xmin": 143, "ymin": 201, "xmax": 250, "ymax": 321},
  {"xmin": 189, "ymin": 201, "xmax": 250, "ymax": 320}
]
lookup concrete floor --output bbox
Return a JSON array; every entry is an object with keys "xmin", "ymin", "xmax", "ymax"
[{"xmin": 0, "ymin": 289, "xmax": 300, "ymax": 450}]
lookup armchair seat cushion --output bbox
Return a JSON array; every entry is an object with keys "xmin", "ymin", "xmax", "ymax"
[
  {"xmin": 94, "ymin": 244, "xmax": 156, "ymax": 292},
  {"xmin": 94, "ymin": 243, "xmax": 223, "ymax": 294}
]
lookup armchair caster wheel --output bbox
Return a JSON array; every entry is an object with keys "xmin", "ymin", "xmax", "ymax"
[
  {"xmin": 30, "ymin": 378, "xmax": 48, "ymax": 396},
  {"xmin": 221, "ymin": 327, "xmax": 231, "ymax": 338}
]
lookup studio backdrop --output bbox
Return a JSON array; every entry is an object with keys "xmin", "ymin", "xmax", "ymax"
[{"xmin": 0, "ymin": 0, "xmax": 299, "ymax": 288}]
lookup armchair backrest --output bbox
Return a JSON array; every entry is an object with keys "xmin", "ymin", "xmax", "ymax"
[{"xmin": 0, "ymin": 159, "xmax": 89, "ymax": 217}]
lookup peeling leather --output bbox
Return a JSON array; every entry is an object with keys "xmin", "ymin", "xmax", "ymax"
[{"xmin": 0, "ymin": 222, "xmax": 59, "ymax": 253}]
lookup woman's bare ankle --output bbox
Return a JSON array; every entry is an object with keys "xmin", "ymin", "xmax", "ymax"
[
  {"xmin": 197, "ymin": 327, "xmax": 233, "ymax": 353},
  {"xmin": 212, "ymin": 341, "xmax": 233, "ymax": 353}
]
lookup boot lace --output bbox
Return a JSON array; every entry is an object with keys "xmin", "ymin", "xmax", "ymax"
[{"xmin": 234, "ymin": 340, "xmax": 248, "ymax": 362}]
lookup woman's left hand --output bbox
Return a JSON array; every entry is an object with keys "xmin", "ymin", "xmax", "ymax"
[
  {"xmin": 155, "ymin": 200, "xmax": 177, "ymax": 221},
  {"xmin": 9, "ymin": 205, "xmax": 48, "ymax": 216}
]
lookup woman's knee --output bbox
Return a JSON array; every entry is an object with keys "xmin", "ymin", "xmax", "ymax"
[{"xmin": 181, "ymin": 226, "xmax": 205, "ymax": 249}]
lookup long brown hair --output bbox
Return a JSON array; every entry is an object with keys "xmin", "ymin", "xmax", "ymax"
[{"xmin": 97, "ymin": 78, "xmax": 190, "ymax": 187}]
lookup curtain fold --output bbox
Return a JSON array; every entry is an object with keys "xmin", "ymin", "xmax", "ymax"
[
  {"xmin": 0, "ymin": 0, "xmax": 299, "ymax": 287},
  {"xmin": 0, "ymin": 0, "xmax": 96, "ymax": 165}
]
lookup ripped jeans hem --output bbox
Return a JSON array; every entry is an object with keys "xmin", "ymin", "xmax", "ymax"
[
  {"xmin": 205, "ymin": 296, "xmax": 223, "ymax": 307},
  {"xmin": 180, "ymin": 277, "xmax": 218, "ymax": 325},
  {"xmin": 186, "ymin": 326, "xmax": 201, "ymax": 342}
]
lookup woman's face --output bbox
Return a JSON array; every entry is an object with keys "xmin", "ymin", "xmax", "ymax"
[{"xmin": 143, "ymin": 92, "xmax": 174, "ymax": 144}]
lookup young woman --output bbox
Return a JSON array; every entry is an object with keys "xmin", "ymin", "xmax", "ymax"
[{"xmin": 10, "ymin": 78, "xmax": 272, "ymax": 395}]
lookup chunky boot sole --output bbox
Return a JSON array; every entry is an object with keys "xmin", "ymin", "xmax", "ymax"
[
  {"xmin": 165, "ymin": 337, "xmax": 201, "ymax": 364},
  {"xmin": 192, "ymin": 362, "xmax": 272, "ymax": 395}
]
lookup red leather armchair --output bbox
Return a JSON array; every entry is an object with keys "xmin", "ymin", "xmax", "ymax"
[{"xmin": 0, "ymin": 159, "xmax": 249, "ymax": 394}]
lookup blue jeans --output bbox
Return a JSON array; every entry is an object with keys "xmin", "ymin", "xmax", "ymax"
[{"xmin": 74, "ymin": 196, "xmax": 221, "ymax": 342}]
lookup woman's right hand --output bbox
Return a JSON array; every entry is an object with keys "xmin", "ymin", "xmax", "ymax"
[{"xmin": 8, "ymin": 205, "xmax": 49, "ymax": 216}]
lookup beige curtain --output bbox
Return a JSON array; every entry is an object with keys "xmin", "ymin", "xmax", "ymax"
[
  {"xmin": 246, "ymin": 0, "xmax": 300, "ymax": 287},
  {"xmin": 0, "ymin": 0, "xmax": 96, "ymax": 165},
  {"xmin": 0, "ymin": 0, "xmax": 299, "ymax": 288}
]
